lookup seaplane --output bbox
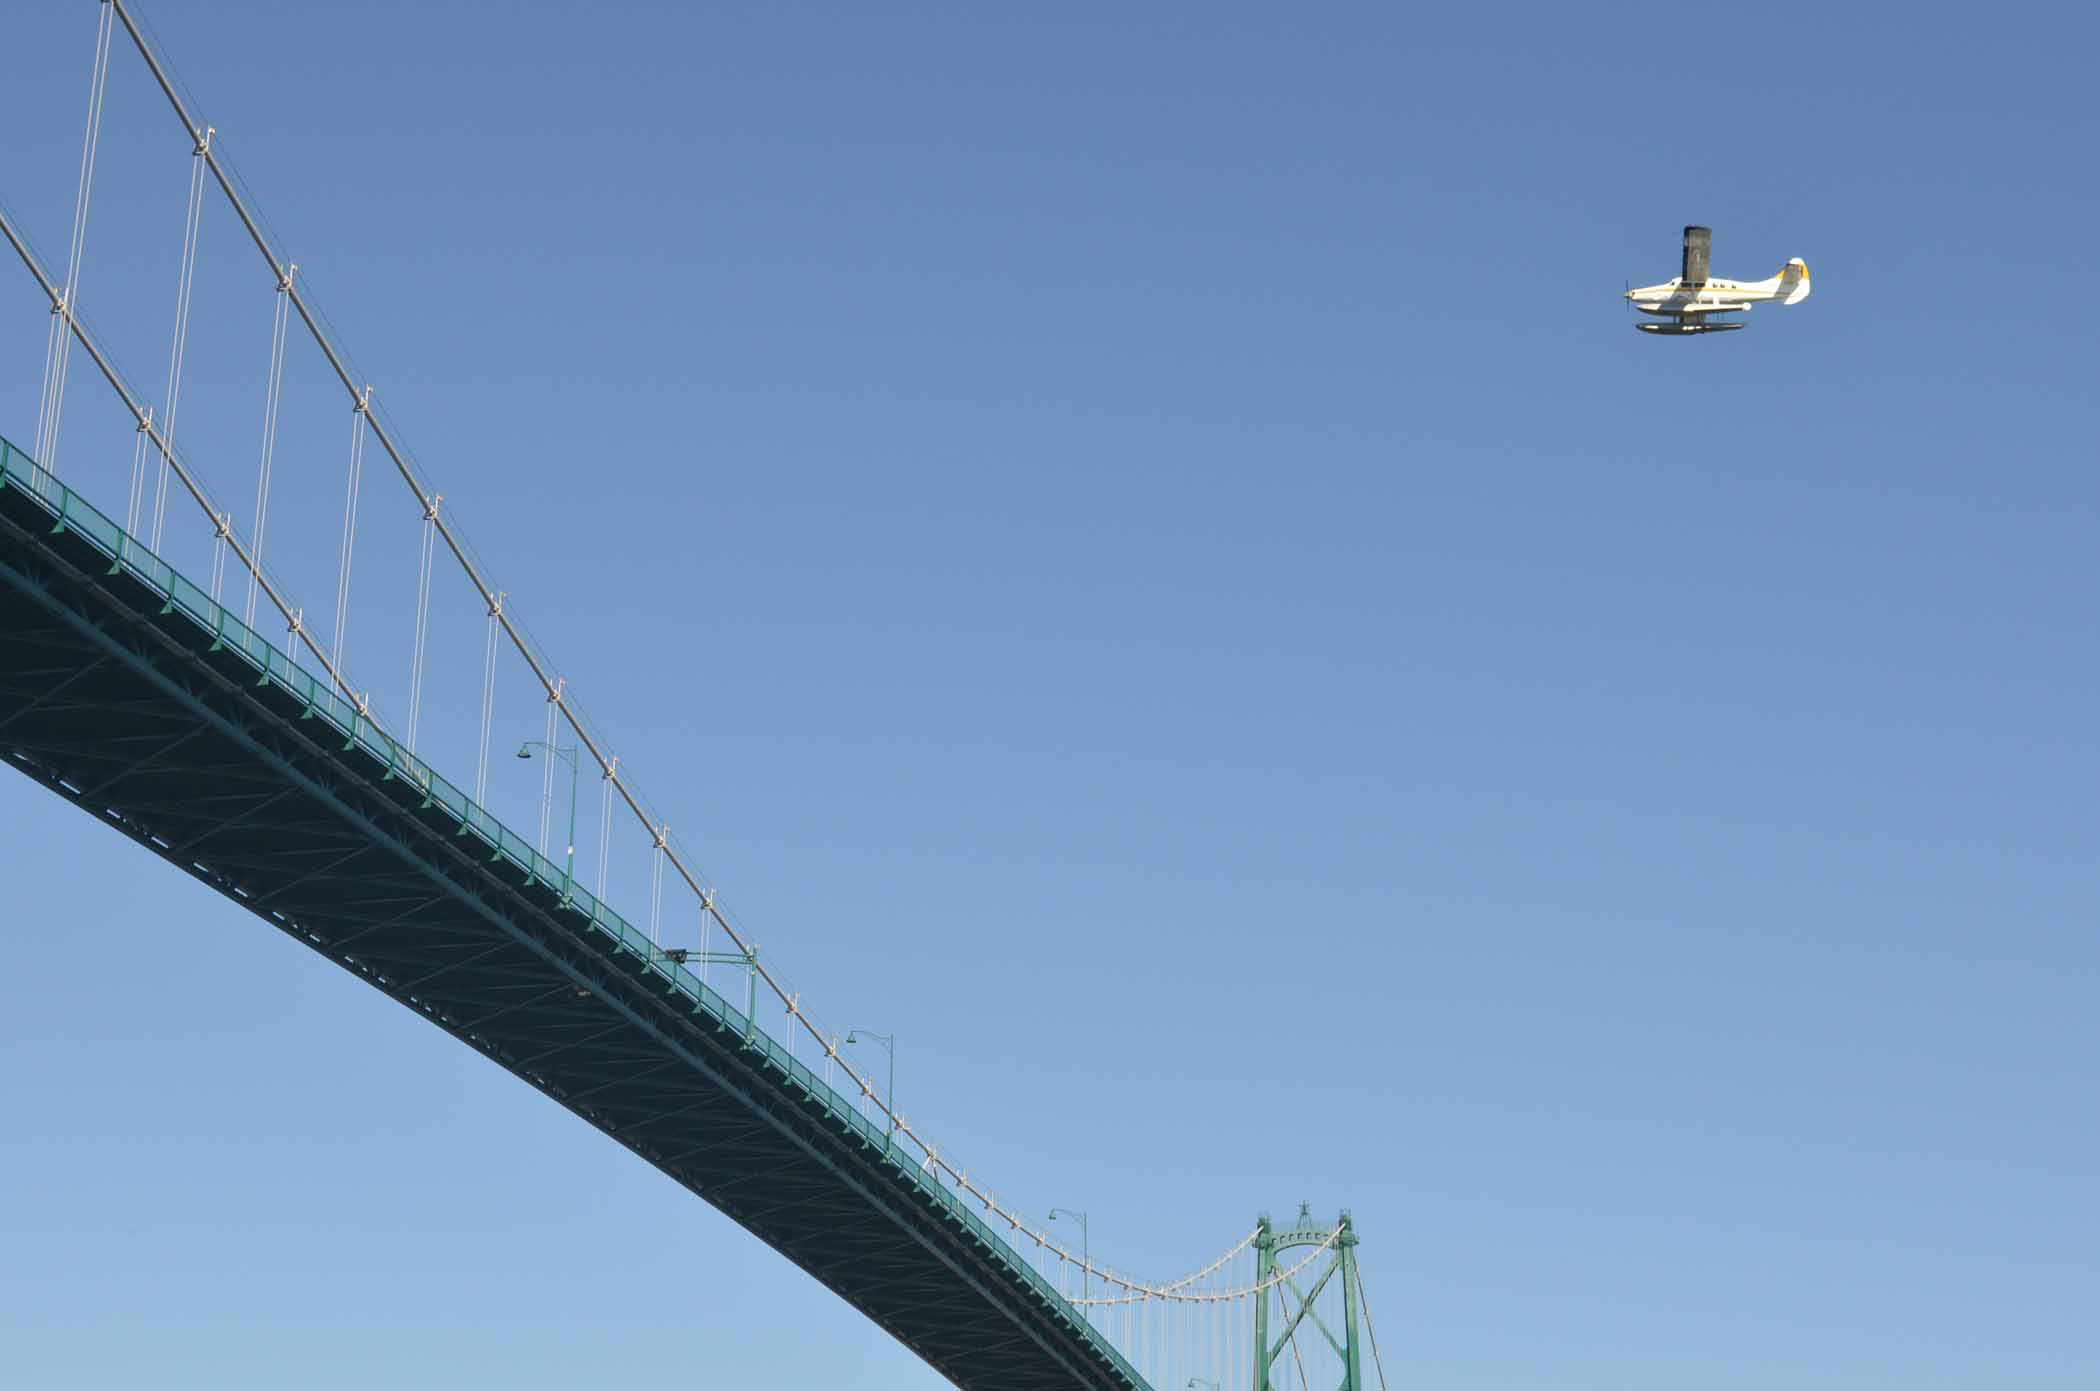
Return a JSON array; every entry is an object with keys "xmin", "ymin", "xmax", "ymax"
[{"xmin": 1626, "ymin": 226, "xmax": 1810, "ymax": 335}]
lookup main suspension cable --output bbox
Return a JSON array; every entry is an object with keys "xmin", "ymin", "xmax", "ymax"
[
  {"xmin": 89, "ymin": 4, "xmax": 1324, "ymax": 1309},
  {"xmin": 1353, "ymin": 1259, "xmax": 1390, "ymax": 1391},
  {"xmin": 0, "ymin": 204, "xmax": 362, "ymax": 713}
]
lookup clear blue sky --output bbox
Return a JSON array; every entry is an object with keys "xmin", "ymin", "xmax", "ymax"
[{"xmin": 1, "ymin": 1, "xmax": 2094, "ymax": 1387}]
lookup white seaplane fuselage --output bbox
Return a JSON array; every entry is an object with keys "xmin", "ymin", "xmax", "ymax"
[{"xmin": 1627, "ymin": 258, "xmax": 1812, "ymax": 319}]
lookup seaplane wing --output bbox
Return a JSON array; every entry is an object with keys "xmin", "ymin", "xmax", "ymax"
[
  {"xmin": 1626, "ymin": 225, "xmax": 1811, "ymax": 336},
  {"xmin": 1681, "ymin": 224, "xmax": 1711, "ymax": 287}
]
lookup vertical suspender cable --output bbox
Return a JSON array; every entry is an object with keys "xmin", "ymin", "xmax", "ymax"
[
  {"xmin": 243, "ymin": 269, "xmax": 294, "ymax": 623},
  {"xmin": 1208, "ymin": 1274, "xmax": 1216, "ymax": 1385},
  {"xmin": 1152, "ymin": 1294, "xmax": 1161, "ymax": 1386},
  {"xmin": 595, "ymin": 758, "xmax": 617, "ymax": 902},
  {"xmin": 697, "ymin": 884, "xmax": 711, "ymax": 991},
  {"xmin": 407, "ymin": 496, "xmax": 438, "ymax": 752},
  {"xmin": 0, "ymin": 206, "xmax": 368, "ymax": 714},
  {"xmin": 1137, "ymin": 1294, "xmax": 1146, "ymax": 1384},
  {"xmin": 474, "ymin": 595, "xmax": 501, "ymax": 803},
  {"xmin": 147, "ymin": 130, "xmax": 208, "ymax": 546},
  {"xmin": 649, "ymin": 834, "xmax": 665, "ymax": 944},
  {"xmin": 35, "ymin": 289, "xmax": 64, "ymax": 468},
  {"xmin": 35, "ymin": 0, "xmax": 114, "ymax": 472},
  {"xmin": 536, "ymin": 695, "xmax": 557, "ymax": 855},
  {"xmin": 1284, "ymin": 1284, "xmax": 1310, "ymax": 1391},
  {"xmin": 91, "ymin": 4, "xmax": 1225, "ymax": 1230},
  {"xmin": 124, "ymin": 411, "xmax": 152, "ymax": 551},
  {"xmin": 208, "ymin": 506, "xmax": 229, "ymax": 598},
  {"xmin": 1212, "ymin": 1273, "xmax": 1220, "ymax": 1386},
  {"xmin": 331, "ymin": 388, "xmax": 370, "ymax": 673}
]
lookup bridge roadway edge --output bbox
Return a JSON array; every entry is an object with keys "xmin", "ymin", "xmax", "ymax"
[{"xmin": 0, "ymin": 450, "xmax": 1143, "ymax": 1391}]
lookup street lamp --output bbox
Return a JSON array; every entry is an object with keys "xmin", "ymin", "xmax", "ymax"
[
  {"xmin": 845, "ymin": 1029, "xmax": 895, "ymax": 1157},
  {"xmin": 515, "ymin": 739, "xmax": 578, "ymax": 900},
  {"xmin": 1048, "ymin": 1207, "xmax": 1090, "ymax": 1307}
]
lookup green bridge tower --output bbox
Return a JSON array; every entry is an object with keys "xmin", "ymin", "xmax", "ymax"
[{"xmin": 1252, "ymin": 1205, "xmax": 1364, "ymax": 1391}]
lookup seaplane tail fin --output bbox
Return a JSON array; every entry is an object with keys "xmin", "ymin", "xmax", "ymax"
[{"xmin": 1776, "ymin": 257, "xmax": 1811, "ymax": 305}]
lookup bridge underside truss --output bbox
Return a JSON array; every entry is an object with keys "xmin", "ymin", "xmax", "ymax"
[{"xmin": 0, "ymin": 448, "xmax": 1143, "ymax": 1391}]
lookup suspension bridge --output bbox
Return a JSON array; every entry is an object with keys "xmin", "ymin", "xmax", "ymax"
[{"xmin": 0, "ymin": 5, "xmax": 1392, "ymax": 1387}]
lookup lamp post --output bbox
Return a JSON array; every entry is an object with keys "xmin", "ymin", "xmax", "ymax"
[
  {"xmin": 845, "ymin": 1029, "xmax": 895, "ymax": 1157},
  {"xmin": 1048, "ymin": 1207, "xmax": 1090, "ymax": 1308},
  {"xmin": 515, "ymin": 739, "xmax": 578, "ymax": 899}
]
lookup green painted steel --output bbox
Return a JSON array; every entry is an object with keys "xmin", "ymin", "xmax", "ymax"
[
  {"xmin": 1254, "ymin": 1207, "xmax": 1364, "ymax": 1391},
  {"xmin": 0, "ymin": 431, "xmax": 1154, "ymax": 1391},
  {"xmin": 0, "ymin": 429, "xmax": 1381, "ymax": 1391},
  {"xmin": 1254, "ymin": 1216, "xmax": 1274, "ymax": 1391}
]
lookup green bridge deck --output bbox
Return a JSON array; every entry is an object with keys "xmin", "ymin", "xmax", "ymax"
[{"xmin": 0, "ymin": 435, "xmax": 1147, "ymax": 1391}]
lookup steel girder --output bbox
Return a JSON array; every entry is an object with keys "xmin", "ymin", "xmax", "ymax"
[{"xmin": 0, "ymin": 464, "xmax": 1144, "ymax": 1391}]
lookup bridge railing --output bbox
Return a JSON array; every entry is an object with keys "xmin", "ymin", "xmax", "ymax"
[{"xmin": 0, "ymin": 433, "xmax": 1147, "ymax": 1391}]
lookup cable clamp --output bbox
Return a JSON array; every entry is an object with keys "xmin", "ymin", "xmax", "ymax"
[
  {"xmin": 287, "ymin": 609, "xmax": 305, "ymax": 636},
  {"xmin": 354, "ymin": 385, "xmax": 372, "ymax": 415},
  {"xmin": 276, "ymin": 263, "xmax": 297, "ymax": 294},
  {"xmin": 546, "ymin": 677, "xmax": 565, "ymax": 705},
  {"xmin": 651, "ymin": 824, "xmax": 668, "ymax": 850},
  {"xmin": 355, "ymin": 691, "xmax": 372, "ymax": 718},
  {"xmin": 485, "ymin": 590, "xmax": 503, "ymax": 618},
  {"xmin": 134, "ymin": 408, "xmax": 153, "ymax": 433},
  {"xmin": 213, "ymin": 511, "xmax": 232, "ymax": 540},
  {"xmin": 601, "ymin": 753, "xmax": 619, "ymax": 782},
  {"xmin": 192, "ymin": 125, "xmax": 213, "ymax": 156}
]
